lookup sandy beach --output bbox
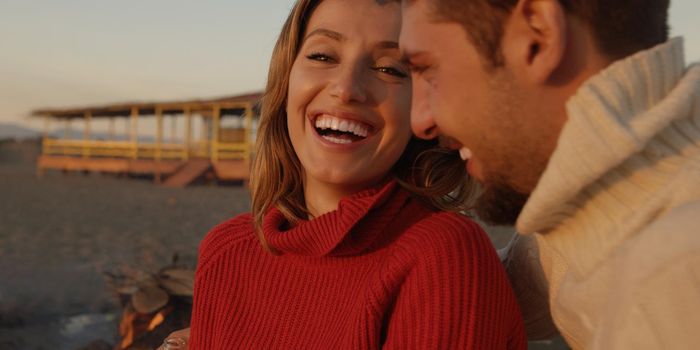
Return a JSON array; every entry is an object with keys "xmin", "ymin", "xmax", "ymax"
[{"xmin": 0, "ymin": 140, "xmax": 568, "ymax": 349}]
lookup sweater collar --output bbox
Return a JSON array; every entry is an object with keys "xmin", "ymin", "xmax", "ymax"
[
  {"xmin": 262, "ymin": 179, "xmax": 410, "ymax": 257},
  {"xmin": 518, "ymin": 38, "xmax": 691, "ymax": 234}
]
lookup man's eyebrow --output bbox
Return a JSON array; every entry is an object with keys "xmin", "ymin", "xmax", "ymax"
[
  {"xmin": 304, "ymin": 28, "xmax": 345, "ymax": 42},
  {"xmin": 400, "ymin": 49, "xmax": 428, "ymax": 66}
]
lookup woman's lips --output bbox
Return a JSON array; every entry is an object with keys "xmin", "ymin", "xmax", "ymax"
[
  {"xmin": 314, "ymin": 114, "xmax": 370, "ymax": 138},
  {"xmin": 309, "ymin": 109, "xmax": 376, "ymax": 146}
]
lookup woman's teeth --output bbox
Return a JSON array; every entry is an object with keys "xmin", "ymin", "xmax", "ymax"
[
  {"xmin": 459, "ymin": 147, "xmax": 472, "ymax": 160},
  {"xmin": 315, "ymin": 115, "xmax": 369, "ymax": 138},
  {"xmin": 321, "ymin": 136, "xmax": 352, "ymax": 144}
]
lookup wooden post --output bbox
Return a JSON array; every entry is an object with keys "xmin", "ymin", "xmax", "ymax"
[
  {"xmin": 170, "ymin": 113, "xmax": 177, "ymax": 144},
  {"xmin": 244, "ymin": 103, "xmax": 254, "ymax": 162},
  {"xmin": 211, "ymin": 105, "xmax": 220, "ymax": 163},
  {"xmin": 130, "ymin": 107, "xmax": 139, "ymax": 159},
  {"xmin": 42, "ymin": 116, "xmax": 49, "ymax": 140},
  {"xmin": 108, "ymin": 118, "xmax": 116, "ymax": 140},
  {"xmin": 37, "ymin": 116, "xmax": 50, "ymax": 179},
  {"xmin": 42, "ymin": 116, "xmax": 49, "ymax": 156},
  {"xmin": 125, "ymin": 117, "xmax": 129, "ymax": 138},
  {"xmin": 156, "ymin": 106, "xmax": 163, "ymax": 161},
  {"xmin": 83, "ymin": 111, "xmax": 92, "ymax": 158},
  {"xmin": 155, "ymin": 106, "xmax": 163, "ymax": 183},
  {"xmin": 200, "ymin": 115, "xmax": 208, "ymax": 149},
  {"xmin": 185, "ymin": 107, "xmax": 192, "ymax": 161},
  {"xmin": 64, "ymin": 119, "xmax": 70, "ymax": 139}
]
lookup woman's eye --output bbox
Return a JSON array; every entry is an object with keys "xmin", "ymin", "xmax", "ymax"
[
  {"xmin": 306, "ymin": 52, "xmax": 333, "ymax": 62},
  {"xmin": 374, "ymin": 66, "xmax": 408, "ymax": 78}
]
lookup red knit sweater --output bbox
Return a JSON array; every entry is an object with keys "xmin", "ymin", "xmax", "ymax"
[{"xmin": 190, "ymin": 181, "xmax": 526, "ymax": 349}]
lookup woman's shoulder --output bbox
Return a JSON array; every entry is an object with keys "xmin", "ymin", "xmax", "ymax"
[
  {"xmin": 394, "ymin": 210, "xmax": 498, "ymax": 266},
  {"xmin": 408, "ymin": 211, "xmax": 491, "ymax": 248},
  {"xmin": 197, "ymin": 213, "xmax": 257, "ymax": 269}
]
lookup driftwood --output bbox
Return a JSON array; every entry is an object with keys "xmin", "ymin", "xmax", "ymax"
[{"xmin": 105, "ymin": 254, "xmax": 194, "ymax": 350}]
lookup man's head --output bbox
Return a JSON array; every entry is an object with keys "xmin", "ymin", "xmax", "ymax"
[{"xmin": 399, "ymin": 0, "xmax": 669, "ymax": 225}]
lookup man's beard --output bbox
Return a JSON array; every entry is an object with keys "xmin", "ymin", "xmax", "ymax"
[{"xmin": 475, "ymin": 180, "xmax": 529, "ymax": 226}]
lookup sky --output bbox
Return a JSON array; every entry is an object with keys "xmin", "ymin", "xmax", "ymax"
[{"xmin": 1, "ymin": 0, "xmax": 700, "ymax": 131}]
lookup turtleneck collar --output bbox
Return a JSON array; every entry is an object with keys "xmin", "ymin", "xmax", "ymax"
[
  {"xmin": 517, "ymin": 38, "xmax": 696, "ymax": 234},
  {"xmin": 262, "ymin": 179, "xmax": 412, "ymax": 257}
]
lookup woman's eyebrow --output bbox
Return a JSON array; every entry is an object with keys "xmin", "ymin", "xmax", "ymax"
[{"xmin": 304, "ymin": 28, "xmax": 345, "ymax": 42}]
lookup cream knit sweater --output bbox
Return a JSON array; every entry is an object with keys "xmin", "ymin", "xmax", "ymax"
[{"xmin": 516, "ymin": 38, "xmax": 700, "ymax": 349}]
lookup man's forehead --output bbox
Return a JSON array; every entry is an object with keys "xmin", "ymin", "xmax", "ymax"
[{"xmin": 395, "ymin": 0, "xmax": 437, "ymax": 60}]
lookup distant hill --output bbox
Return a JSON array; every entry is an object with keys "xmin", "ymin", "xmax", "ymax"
[{"xmin": 0, "ymin": 123, "xmax": 40, "ymax": 141}]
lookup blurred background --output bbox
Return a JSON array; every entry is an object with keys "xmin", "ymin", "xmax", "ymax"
[{"xmin": 1, "ymin": 1, "xmax": 699, "ymax": 349}]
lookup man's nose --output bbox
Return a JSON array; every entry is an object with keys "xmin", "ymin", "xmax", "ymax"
[{"xmin": 410, "ymin": 81, "xmax": 438, "ymax": 139}]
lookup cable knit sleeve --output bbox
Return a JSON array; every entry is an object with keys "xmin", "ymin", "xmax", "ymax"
[
  {"xmin": 590, "ymin": 202, "xmax": 700, "ymax": 349},
  {"xmin": 383, "ymin": 213, "xmax": 526, "ymax": 349},
  {"xmin": 592, "ymin": 253, "xmax": 700, "ymax": 349}
]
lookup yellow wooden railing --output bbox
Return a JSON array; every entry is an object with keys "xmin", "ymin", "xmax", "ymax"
[
  {"xmin": 40, "ymin": 101, "xmax": 256, "ymax": 163},
  {"xmin": 42, "ymin": 138, "xmax": 249, "ymax": 161}
]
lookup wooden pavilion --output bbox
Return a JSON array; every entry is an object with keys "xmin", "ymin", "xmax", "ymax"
[{"xmin": 32, "ymin": 92, "xmax": 262, "ymax": 187}]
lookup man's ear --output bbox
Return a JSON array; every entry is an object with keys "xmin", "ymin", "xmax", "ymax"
[{"xmin": 501, "ymin": 0, "xmax": 566, "ymax": 84}]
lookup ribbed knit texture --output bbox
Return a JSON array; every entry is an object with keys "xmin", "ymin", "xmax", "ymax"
[
  {"xmin": 516, "ymin": 38, "xmax": 700, "ymax": 349},
  {"xmin": 190, "ymin": 180, "xmax": 526, "ymax": 349}
]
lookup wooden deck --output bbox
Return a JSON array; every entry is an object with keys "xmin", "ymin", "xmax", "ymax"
[
  {"xmin": 37, "ymin": 155, "xmax": 250, "ymax": 186},
  {"xmin": 33, "ymin": 92, "xmax": 261, "ymax": 187},
  {"xmin": 38, "ymin": 155, "xmax": 184, "ymax": 175}
]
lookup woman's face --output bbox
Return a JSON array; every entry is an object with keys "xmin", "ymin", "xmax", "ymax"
[{"xmin": 286, "ymin": 0, "xmax": 411, "ymax": 194}]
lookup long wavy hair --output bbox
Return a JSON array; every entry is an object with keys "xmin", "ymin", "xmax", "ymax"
[{"xmin": 250, "ymin": 0, "xmax": 478, "ymax": 251}]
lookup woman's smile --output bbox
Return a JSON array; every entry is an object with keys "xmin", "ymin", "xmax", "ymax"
[{"xmin": 309, "ymin": 109, "xmax": 376, "ymax": 147}]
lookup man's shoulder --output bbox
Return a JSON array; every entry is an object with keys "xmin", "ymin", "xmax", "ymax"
[
  {"xmin": 621, "ymin": 199, "xmax": 700, "ymax": 279},
  {"xmin": 643, "ymin": 200, "xmax": 700, "ymax": 238},
  {"xmin": 631, "ymin": 148, "xmax": 700, "ymax": 258},
  {"xmin": 596, "ymin": 200, "xmax": 700, "ymax": 349}
]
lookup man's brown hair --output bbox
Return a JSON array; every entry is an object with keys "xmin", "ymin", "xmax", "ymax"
[{"xmin": 428, "ymin": 0, "xmax": 670, "ymax": 66}]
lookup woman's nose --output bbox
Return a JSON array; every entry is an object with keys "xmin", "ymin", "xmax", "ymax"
[{"xmin": 329, "ymin": 65, "xmax": 368, "ymax": 104}]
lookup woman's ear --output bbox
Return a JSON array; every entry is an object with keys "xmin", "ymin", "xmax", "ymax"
[{"xmin": 500, "ymin": 0, "xmax": 567, "ymax": 84}]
